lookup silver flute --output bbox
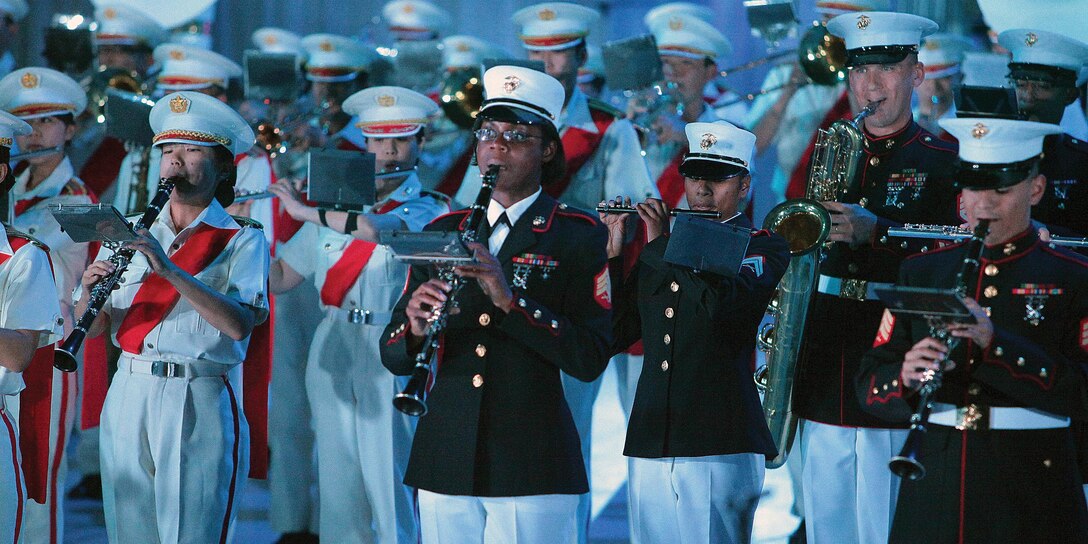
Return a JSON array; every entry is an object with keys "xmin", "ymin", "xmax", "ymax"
[{"xmin": 889, "ymin": 223, "xmax": 1087, "ymax": 248}]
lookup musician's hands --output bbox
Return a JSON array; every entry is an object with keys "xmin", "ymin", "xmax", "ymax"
[
  {"xmin": 637, "ymin": 198, "xmax": 670, "ymax": 243},
  {"xmin": 124, "ymin": 229, "xmax": 179, "ymax": 279},
  {"xmin": 599, "ymin": 196, "xmax": 630, "ymax": 259},
  {"xmin": 268, "ymin": 179, "xmax": 309, "ymax": 220},
  {"xmin": 455, "ymin": 242, "xmax": 514, "ymax": 312},
  {"xmin": 81, "ymin": 260, "xmax": 119, "ymax": 295},
  {"xmin": 901, "ymin": 337, "xmax": 954, "ymax": 391},
  {"xmin": 405, "ymin": 279, "xmax": 452, "ymax": 337},
  {"xmin": 822, "ymin": 201, "xmax": 877, "ymax": 246},
  {"xmin": 947, "ymin": 297, "xmax": 994, "ymax": 349}
]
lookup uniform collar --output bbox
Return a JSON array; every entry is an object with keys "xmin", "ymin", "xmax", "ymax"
[
  {"xmin": 379, "ymin": 171, "xmax": 422, "ymax": 205},
  {"xmin": 487, "ymin": 187, "xmax": 542, "ymax": 228},
  {"xmin": 0, "ymin": 226, "xmax": 12, "ymax": 256},
  {"xmin": 863, "ymin": 119, "xmax": 920, "ymax": 157},
  {"xmin": 558, "ymin": 87, "xmax": 595, "ymax": 133},
  {"xmin": 159, "ymin": 198, "xmax": 240, "ymax": 235},
  {"xmin": 981, "ymin": 227, "xmax": 1039, "ymax": 262},
  {"xmin": 13, "ymin": 156, "xmax": 74, "ymax": 200}
]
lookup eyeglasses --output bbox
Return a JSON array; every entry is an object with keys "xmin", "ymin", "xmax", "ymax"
[
  {"xmin": 474, "ymin": 128, "xmax": 540, "ymax": 145},
  {"xmin": 1007, "ymin": 77, "xmax": 1056, "ymax": 93}
]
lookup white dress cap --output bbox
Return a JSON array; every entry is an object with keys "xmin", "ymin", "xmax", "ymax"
[
  {"xmin": 512, "ymin": 2, "xmax": 600, "ymax": 52},
  {"xmin": 918, "ymin": 34, "xmax": 973, "ymax": 79},
  {"xmin": 643, "ymin": 2, "xmax": 714, "ymax": 27},
  {"xmin": 150, "ymin": 91, "xmax": 255, "ymax": 157},
  {"xmin": 383, "ymin": 0, "xmax": 450, "ymax": 41},
  {"xmin": 441, "ymin": 35, "xmax": 507, "ymax": 70},
  {"xmin": 154, "ymin": 44, "xmax": 242, "ymax": 92},
  {"xmin": 253, "ymin": 27, "xmax": 303, "ymax": 55},
  {"xmin": 940, "ymin": 117, "xmax": 1061, "ymax": 165},
  {"xmin": 343, "ymin": 86, "xmax": 439, "ymax": 138},
  {"xmin": 0, "ymin": 109, "xmax": 32, "ymax": 149},
  {"xmin": 302, "ymin": 34, "xmax": 374, "ymax": 82},
  {"xmin": 94, "ymin": 3, "xmax": 167, "ymax": 48},
  {"xmin": 0, "ymin": 68, "xmax": 88, "ymax": 120},
  {"xmin": 826, "ymin": 11, "xmax": 938, "ymax": 66},
  {"xmin": 999, "ymin": 29, "xmax": 1088, "ymax": 85},
  {"xmin": 0, "ymin": 0, "xmax": 27, "ymax": 21},
  {"xmin": 648, "ymin": 12, "xmax": 732, "ymax": 64},
  {"xmin": 680, "ymin": 120, "xmax": 756, "ymax": 179},
  {"xmin": 479, "ymin": 65, "xmax": 565, "ymax": 130}
]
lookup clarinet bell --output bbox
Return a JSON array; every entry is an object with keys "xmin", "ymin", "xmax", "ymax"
[
  {"xmin": 393, "ymin": 392, "xmax": 428, "ymax": 417},
  {"xmin": 889, "ymin": 429, "xmax": 927, "ymax": 480},
  {"xmin": 53, "ymin": 348, "xmax": 79, "ymax": 373}
]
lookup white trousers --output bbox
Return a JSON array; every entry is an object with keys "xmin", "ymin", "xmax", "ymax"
[
  {"xmin": 307, "ymin": 316, "xmax": 416, "ymax": 544},
  {"xmin": 268, "ymin": 283, "xmax": 321, "ymax": 534},
  {"xmin": 418, "ymin": 490, "xmax": 579, "ymax": 544},
  {"xmin": 612, "ymin": 353, "xmax": 643, "ymax": 544},
  {"xmin": 101, "ymin": 358, "xmax": 249, "ymax": 544},
  {"xmin": 19, "ymin": 368, "xmax": 77, "ymax": 544},
  {"xmin": 629, "ymin": 454, "xmax": 764, "ymax": 544},
  {"xmin": 799, "ymin": 420, "xmax": 907, "ymax": 544},
  {"xmin": 1, "ymin": 399, "xmax": 24, "ymax": 543},
  {"xmin": 560, "ymin": 371, "xmax": 604, "ymax": 544}
]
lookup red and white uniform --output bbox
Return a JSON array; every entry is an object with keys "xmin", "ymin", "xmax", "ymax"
[
  {"xmin": 277, "ymin": 173, "xmax": 448, "ymax": 543},
  {"xmin": 88, "ymin": 201, "xmax": 270, "ymax": 543}
]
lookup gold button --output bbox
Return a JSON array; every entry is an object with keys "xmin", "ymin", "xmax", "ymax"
[
  {"xmin": 891, "ymin": 379, "xmax": 898, "ymax": 387},
  {"xmin": 669, "ymin": 281, "xmax": 679, "ymax": 292},
  {"xmin": 873, "ymin": 388, "xmax": 879, "ymax": 395},
  {"xmin": 661, "ymin": 360, "xmax": 669, "ymax": 371},
  {"xmin": 665, "ymin": 307, "xmax": 675, "ymax": 318},
  {"xmin": 1040, "ymin": 368, "xmax": 1048, "ymax": 378},
  {"xmin": 472, "ymin": 374, "xmax": 484, "ymax": 388},
  {"xmin": 983, "ymin": 285, "xmax": 998, "ymax": 298},
  {"xmin": 663, "ymin": 334, "xmax": 671, "ymax": 345},
  {"xmin": 984, "ymin": 307, "xmax": 992, "ymax": 317},
  {"xmin": 533, "ymin": 309, "xmax": 542, "ymax": 319},
  {"xmin": 1043, "ymin": 459, "xmax": 1052, "ymax": 468},
  {"xmin": 324, "ymin": 243, "xmax": 332, "ymax": 250},
  {"xmin": 479, "ymin": 313, "xmax": 491, "ymax": 326},
  {"xmin": 858, "ymin": 197, "xmax": 868, "ymax": 207},
  {"xmin": 869, "ymin": 156, "xmax": 880, "ymax": 166},
  {"xmin": 1017, "ymin": 357, "xmax": 1026, "ymax": 367},
  {"xmin": 984, "ymin": 264, "xmax": 998, "ymax": 276},
  {"xmin": 994, "ymin": 346, "xmax": 1004, "ymax": 357},
  {"xmin": 475, "ymin": 344, "xmax": 487, "ymax": 357}
]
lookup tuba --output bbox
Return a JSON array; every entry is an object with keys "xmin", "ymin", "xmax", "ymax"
[
  {"xmin": 755, "ymin": 101, "xmax": 880, "ymax": 468},
  {"xmin": 439, "ymin": 67, "xmax": 485, "ymax": 130}
]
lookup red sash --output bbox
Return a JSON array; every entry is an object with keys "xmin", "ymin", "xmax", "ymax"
[
  {"xmin": 78, "ymin": 136, "xmax": 128, "ymax": 196},
  {"xmin": 785, "ymin": 90, "xmax": 852, "ymax": 200},
  {"xmin": 1, "ymin": 236, "xmax": 55, "ymax": 503},
  {"xmin": 655, "ymin": 151, "xmax": 687, "ymax": 208},
  {"xmin": 545, "ymin": 107, "xmax": 616, "ymax": 199},
  {"xmin": 116, "ymin": 224, "xmax": 241, "ymax": 354},
  {"xmin": 319, "ymin": 199, "xmax": 403, "ymax": 307},
  {"xmin": 243, "ymin": 289, "xmax": 272, "ymax": 479}
]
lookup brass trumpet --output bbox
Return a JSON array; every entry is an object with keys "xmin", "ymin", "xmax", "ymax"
[{"xmin": 595, "ymin": 205, "xmax": 722, "ymax": 219}]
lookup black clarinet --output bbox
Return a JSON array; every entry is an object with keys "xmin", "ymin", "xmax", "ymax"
[
  {"xmin": 889, "ymin": 219, "xmax": 990, "ymax": 480},
  {"xmin": 595, "ymin": 204, "xmax": 722, "ymax": 219},
  {"xmin": 393, "ymin": 165, "xmax": 500, "ymax": 416},
  {"xmin": 53, "ymin": 177, "xmax": 179, "ymax": 372}
]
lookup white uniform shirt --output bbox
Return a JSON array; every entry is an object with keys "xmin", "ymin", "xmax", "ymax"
[
  {"xmin": 89, "ymin": 200, "xmax": 270, "ymax": 366},
  {"xmin": 279, "ymin": 173, "xmax": 449, "ymax": 311},
  {"xmin": 453, "ymin": 87, "xmax": 658, "ymax": 211},
  {"xmin": 0, "ymin": 234, "xmax": 64, "ymax": 396},
  {"xmin": 11, "ymin": 157, "xmax": 94, "ymax": 327},
  {"xmin": 485, "ymin": 188, "xmax": 541, "ymax": 255}
]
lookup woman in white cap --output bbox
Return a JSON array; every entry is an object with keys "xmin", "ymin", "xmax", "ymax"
[
  {"xmin": 0, "ymin": 65, "xmax": 94, "ymax": 544},
  {"xmin": 0, "ymin": 108, "xmax": 63, "ymax": 544},
  {"xmin": 76, "ymin": 91, "xmax": 269, "ymax": 543},
  {"xmin": 269, "ymin": 86, "xmax": 449, "ymax": 544}
]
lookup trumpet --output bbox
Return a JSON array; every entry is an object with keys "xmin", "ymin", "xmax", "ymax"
[
  {"xmin": 595, "ymin": 205, "xmax": 722, "ymax": 219},
  {"xmin": 889, "ymin": 224, "xmax": 1088, "ymax": 248}
]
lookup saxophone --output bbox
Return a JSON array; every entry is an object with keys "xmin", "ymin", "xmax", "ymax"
[{"xmin": 755, "ymin": 100, "xmax": 881, "ymax": 468}]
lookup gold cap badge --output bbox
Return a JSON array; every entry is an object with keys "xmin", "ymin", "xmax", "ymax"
[
  {"xmin": 1025, "ymin": 32, "xmax": 1038, "ymax": 47},
  {"xmin": 169, "ymin": 49, "xmax": 185, "ymax": 61},
  {"xmin": 669, "ymin": 17, "xmax": 684, "ymax": 31},
  {"xmin": 503, "ymin": 75, "xmax": 521, "ymax": 94},
  {"xmin": 538, "ymin": 8, "xmax": 556, "ymax": 21},
  {"xmin": 857, "ymin": 14, "xmax": 871, "ymax": 30},
  {"xmin": 103, "ymin": 7, "xmax": 117, "ymax": 19},
  {"xmin": 319, "ymin": 40, "xmax": 334, "ymax": 52},
  {"xmin": 263, "ymin": 35, "xmax": 278, "ymax": 45},
  {"xmin": 699, "ymin": 133, "xmax": 717, "ymax": 151},
  {"xmin": 20, "ymin": 72, "xmax": 38, "ymax": 89},
  {"xmin": 971, "ymin": 122, "xmax": 989, "ymax": 139},
  {"xmin": 170, "ymin": 95, "xmax": 191, "ymax": 114},
  {"xmin": 403, "ymin": 3, "xmax": 415, "ymax": 13},
  {"xmin": 376, "ymin": 95, "xmax": 396, "ymax": 107},
  {"xmin": 456, "ymin": 42, "xmax": 470, "ymax": 52}
]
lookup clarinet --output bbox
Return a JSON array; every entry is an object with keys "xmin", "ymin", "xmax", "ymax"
[
  {"xmin": 595, "ymin": 205, "xmax": 722, "ymax": 219},
  {"xmin": 889, "ymin": 219, "xmax": 990, "ymax": 480},
  {"xmin": 393, "ymin": 165, "xmax": 500, "ymax": 416},
  {"xmin": 53, "ymin": 177, "xmax": 179, "ymax": 372}
]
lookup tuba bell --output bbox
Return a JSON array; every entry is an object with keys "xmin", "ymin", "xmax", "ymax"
[{"xmin": 438, "ymin": 66, "xmax": 485, "ymax": 130}]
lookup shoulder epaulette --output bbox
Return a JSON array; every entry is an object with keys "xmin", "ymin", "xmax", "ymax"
[
  {"xmin": 554, "ymin": 202, "xmax": 600, "ymax": 226},
  {"xmin": 5, "ymin": 225, "xmax": 48, "ymax": 251},
  {"xmin": 917, "ymin": 131, "xmax": 957, "ymax": 153},
  {"xmin": 61, "ymin": 178, "xmax": 90, "ymax": 196},
  {"xmin": 420, "ymin": 189, "xmax": 452, "ymax": 203},
  {"xmin": 231, "ymin": 215, "xmax": 265, "ymax": 230},
  {"xmin": 586, "ymin": 98, "xmax": 623, "ymax": 119},
  {"xmin": 429, "ymin": 209, "xmax": 471, "ymax": 224}
]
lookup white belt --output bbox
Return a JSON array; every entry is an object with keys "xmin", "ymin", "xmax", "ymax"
[
  {"xmin": 930, "ymin": 402, "xmax": 1070, "ymax": 430},
  {"xmin": 119, "ymin": 356, "xmax": 232, "ymax": 379},
  {"xmin": 325, "ymin": 307, "xmax": 394, "ymax": 325},
  {"xmin": 816, "ymin": 274, "xmax": 893, "ymax": 301}
]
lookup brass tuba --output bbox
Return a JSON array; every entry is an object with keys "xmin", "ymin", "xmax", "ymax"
[
  {"xmin": 755, "ymin": 101, "xmax": 880, "ymax": 469},
  {"xmin": 439, "ymin": 67, "xmax": 485, "ymax": 129}
]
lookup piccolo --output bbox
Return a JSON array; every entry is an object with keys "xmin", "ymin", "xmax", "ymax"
[
  {"xmin": 595, "ymin": 205, "xmax": 722, "ymax": 219},
  {"xmin": 889, "ymin": 224, "xmax": 1087, "ymax": 248},
  {"xmin": 11, "ymin": 145, "xmax": 65, "ymax": 162}
]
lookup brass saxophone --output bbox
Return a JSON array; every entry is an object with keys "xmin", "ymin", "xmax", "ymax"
[{"xmin": 754, "ymin": 100, "xmax": 881, "ymax": 468}]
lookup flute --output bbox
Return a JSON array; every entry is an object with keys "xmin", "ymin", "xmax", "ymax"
[
  {"xmin": 595, "ymin": 205, "xmax": 722, "ymax": 219},
  {"xmin": 889, "ymin": 224, "xmax": 1087, "ymax": 248}
]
